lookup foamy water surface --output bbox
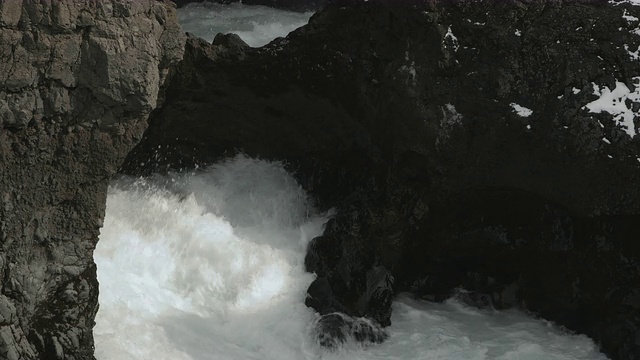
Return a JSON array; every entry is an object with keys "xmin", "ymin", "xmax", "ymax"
[
  {"xmin": 94, "ymin": 156, "xmax": 607, "ymax": 360},
  {"xmin": 177, "ymin": 2, "xmax": 312, "ymax": 47}
]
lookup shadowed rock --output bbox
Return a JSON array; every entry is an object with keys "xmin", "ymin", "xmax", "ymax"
[
  {"xmin": 120, "ymin": 1, "xmax": 640, "ymax": 358},
  {"xmin": 313, "ymin": 312, "xmax": 388, "ymax": 349}
]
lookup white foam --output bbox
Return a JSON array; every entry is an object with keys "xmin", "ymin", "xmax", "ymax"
[
  {"xmin": 95, "ymin": 155, "xmax": 327, "ymax": 360},
  {"xmin": 177, "ymin": 3, "xmax": 312, "ymax": 47},
  {"xmin": 94, "ymin": 156, "xmax": 608, "ymax": 360},
  {"xmin": 317, "ymin": 296, "xmax": 607, "ymax": 360}
]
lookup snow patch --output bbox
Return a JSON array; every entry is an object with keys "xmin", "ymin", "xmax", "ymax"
[
  {"xmin": 436, "ymin": 104, "xmax": 464, "ymax": 147},
  {"xmin": 510, "ymin": 103, "xmax": 534, "ymax": 117},
  {"xmin": 400, "ymin": 62, "xmax": 417, "ymax": 87},
  {"xmin": 443, "ymin": 104, "xmax": 463, "ymax": 124},
  {"xmin": 610, "ymin": 0, "xmax": 640, "ymax": 5},
  {"xmin": 444, "ymin": 26, "xmax": 459, "ymax": 52},
  {"xmin": 515, "ymin": 29, "xmax": 522, "ymax": 37},
  {"xmin": 603, "ymin": 137, "xmax": 612, "ymax": 144},
  {"xmin": 623, "ymin": 9, "xmax": 640, "ymax": 22},
  {"xmin": 572, "ymin": 87, "xmax": 581, "ymax": 94},
  {"xmin": 626, "ymin": 44, "xmax": 640, "ymax": 60},
  {"xmin": 620, "ymin": 6, "xmax": 640, "ymax": 35},
  {"xmin": 622, "ymin": 9, "xmax": 640, "ymax": 35},
  {"xmin": 583, "ymin": 77, "xmax": 640, "ymax": 138}
]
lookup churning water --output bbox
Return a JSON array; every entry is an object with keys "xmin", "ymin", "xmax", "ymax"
[
  {"xmin": 177, "ymin": 2, "xmax": 313, "ymax": 47},
  {"xmin": 94, "ymin": 5, "xmax": 608, "ymax": 359},
  {"xmin": 94, "ymin": 156, "xmax": 606, "ymax": 360}
]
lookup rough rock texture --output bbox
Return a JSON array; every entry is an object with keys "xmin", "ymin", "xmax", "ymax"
[
  {"xmin": 121, "ymin": 0, "xmax": 640, "ymax": 359},
  {"xmin": 172, "ymin": 0, "xmax": 327, "ymax": 12},
  {"xmin": 0, "ymin": 1, "xmax": 184, "ymax": 359}
]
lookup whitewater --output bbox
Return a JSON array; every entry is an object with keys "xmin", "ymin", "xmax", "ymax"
[{"xmin": 94, "ymin": 4, "xmax": 609, "ymax": 360}]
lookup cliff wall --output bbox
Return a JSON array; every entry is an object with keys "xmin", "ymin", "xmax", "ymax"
[{"xmin": 0, "ymin": 1, "xmax": 184, "ymax": 358}]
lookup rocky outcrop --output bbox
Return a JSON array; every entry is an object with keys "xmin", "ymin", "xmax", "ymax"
[
  {"xmin": 0, "ymin": 1, "xmax": 184, "ymax": 359},
  {"xmin": 121, "ymin": 0, "xmax": 640, "ymax": 359}
]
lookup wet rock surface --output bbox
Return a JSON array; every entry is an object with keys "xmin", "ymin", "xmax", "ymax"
[
  {"xmin": 121, "ymin": 0, "xmax": 640, "ymax": 358},
  {"xmin": 0, "ymin": 1, "xmax": 184, "ymax": 358},
  {"xmin": 313, "ymin": 312, "xmax": 388, "ymax": 348}
]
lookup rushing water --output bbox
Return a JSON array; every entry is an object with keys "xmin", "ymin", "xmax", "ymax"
[
  {"xmin": 94, "ymin": 156, "xmax": 607, "ymax": 360},
  {"xmin": 94, "ymin": 4, "xmax": 608, "ymax": 360},
  {"xmin": 177, "ymin": 2, "xmax": 313, "ymax": 47}
]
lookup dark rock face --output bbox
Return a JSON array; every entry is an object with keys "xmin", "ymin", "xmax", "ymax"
[
  {"xmin": 312, "ymin": 312, "xmax": 388, "ymax": 348},
  {"xmin": 172, "ymin": 0, "xmax": 327, "ymax": 12},
  {"xmin": 0, "ymin": 1, "xmax": 184, "ymax": 359},
  {"xmin": 121, "ymin": 0, "xmax": 640, "ymax": 358}
]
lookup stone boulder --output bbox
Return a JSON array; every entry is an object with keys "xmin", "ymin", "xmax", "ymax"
[
  {"xmin": 0, "ymin": 1, "xmax": 184, "ymax": 358},
  {"xmin": 121, "ymin": 0, "xmax": 640, "ymax": 358}
]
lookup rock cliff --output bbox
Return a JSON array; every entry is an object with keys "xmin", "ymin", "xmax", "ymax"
[
  {"xmin": 124, "ymin": 0, "xmax": 640, "ymax": 359},
  {"xmin": 0, "ymin": 1, "xmax": 184, "ymax": 358}
]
